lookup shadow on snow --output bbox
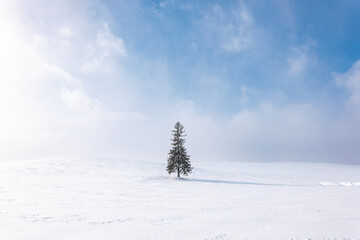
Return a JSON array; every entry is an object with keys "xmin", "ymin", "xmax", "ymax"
[{"xmin": 181, "ymin": 178, "xmax": 309, "ymax": 187}]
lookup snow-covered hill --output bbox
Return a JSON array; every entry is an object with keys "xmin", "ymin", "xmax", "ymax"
[{"xmin": 0, "ymin": 156, "xmax": 359, "ymax": 240}]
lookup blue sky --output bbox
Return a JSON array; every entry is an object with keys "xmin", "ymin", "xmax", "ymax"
[
  {"xmin": 1, "ymin": 0, "xmax": 360, "ymax": 163},
  {"xmin": 98, "ymin": 0, "xmax": 360, "ymax": 114}
]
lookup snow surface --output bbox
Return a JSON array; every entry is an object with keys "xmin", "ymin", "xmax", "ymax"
[{"xmin": 0, "ymin": 156, "xmax": 359, "ymax": 240}]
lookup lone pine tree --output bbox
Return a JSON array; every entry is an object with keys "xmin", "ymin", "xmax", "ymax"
[{"xmin": 167, "ymin": 122, "xmax": 192, "ymax": 178}]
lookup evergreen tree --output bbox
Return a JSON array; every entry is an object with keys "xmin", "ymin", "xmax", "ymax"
[{"xmin": 167, "ymin": 122, "xmax": 192, "ymax": 178}]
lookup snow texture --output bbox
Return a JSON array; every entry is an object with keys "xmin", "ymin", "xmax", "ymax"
[{"xmin": 0, "ymin": 156, "xmax": 359, "ymax": 240}]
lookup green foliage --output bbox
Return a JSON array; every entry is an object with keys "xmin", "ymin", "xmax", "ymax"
[{"xmin": 167, "ymin": 122, "xmax": 192, "ymax": 177}]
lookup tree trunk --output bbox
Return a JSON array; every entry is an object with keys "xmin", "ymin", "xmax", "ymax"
[{"xmin": 177, "ymin": 168, "xmax": 180, "ymax": 178}]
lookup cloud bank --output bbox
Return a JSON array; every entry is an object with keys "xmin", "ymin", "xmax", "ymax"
[{"xmin": 1, "ymin": 0, "xmax": 360, "ymax": 164}]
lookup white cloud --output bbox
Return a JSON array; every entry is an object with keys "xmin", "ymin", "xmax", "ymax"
[
  {"xmin": 97, "ymin": 23, "xmax": 126, "ymax": 57},
  {"xmin": 82, "ymin": 23, "xmax": 127, "ymax": 73},
  {"xmin": 334, "ymin": 59, "xmax": 360, "ymax": 116},
  {"xmin": 1, "ymin": 0, "xmax": 360, "ymax": 165},
  {"xmin": 61, "ymin": 88, "xmax": 101, "ymax": 113},
  {"xmin": 181, "ymin": 102, "xmax": 332, "ymax": 163},
  {"xmin": 41, "ymin": 63, "xmax": 81, "ymax": 87},
  {"xmin": 59, "ymin": 27, "xmax": 71, "ymax": 37},
  {"xmin": 0, "ymin": 2, "xmax": 139, "ymax": 161},
  {"xmin": 222, "ymin": 5, "xmax": 253, "ymax": 52},
  {"xmin": 205, "ymin": 2, "xmax": 256, "ymax": 52},
  {"xmin": 32, "ymin": 34, "xmax": 47, "ymax": 46},
  {"xmin": 239, "ymin": 85, "xmax": 258, "ymax": 104},
  {"xmin": 81, "ymin": 56, "xmax": 101, "ymax": 74},
  {"xmin": 287, "ymin": 39, "xmax": 316, "ymax": 76},
  {"xmin": 287, "ymin": 50, "xmax": 308, "ymax": 75}
]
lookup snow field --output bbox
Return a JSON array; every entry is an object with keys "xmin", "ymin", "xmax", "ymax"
[{"xmin": 0, "ymin": 156, "xmax": 359, "ymax": 240}]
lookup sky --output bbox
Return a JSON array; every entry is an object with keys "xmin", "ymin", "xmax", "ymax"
[{"xmin": 1, "ymin": 0, "xmax": 360, "ymax": 164}]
